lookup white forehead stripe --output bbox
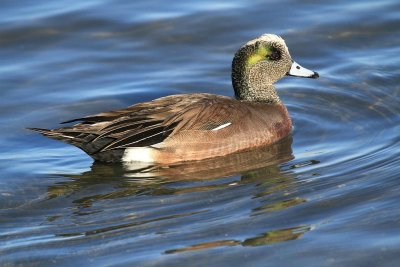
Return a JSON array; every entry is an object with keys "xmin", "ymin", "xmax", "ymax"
[
  {"xmin": 244, "ymin": 34, "xmax": 289, "ymax": 54},
  {"xmin": 211, "ymin": 122, "xmax": 232, "ymax": 131},
  {"xmin": 259, "ymin": 34, "xmax": 285, "ymax": 43},
  {"xmin": 245, "ymin": 34, "xmax": 285, "ymax": 45}
]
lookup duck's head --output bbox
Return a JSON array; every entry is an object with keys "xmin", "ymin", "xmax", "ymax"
[{"xmin": 232, "ymin": 34, "xmax": 319, "ymax": 103}]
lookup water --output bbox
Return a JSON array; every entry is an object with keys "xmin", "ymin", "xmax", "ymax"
[{"xmin": 1, "ymin": 0, "xmax": 400, "ymax": 266}]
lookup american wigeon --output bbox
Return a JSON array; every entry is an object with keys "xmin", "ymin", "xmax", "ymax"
[{"xmin": 29, "ymin": 34, "xmax": 318, "ymax": 164}]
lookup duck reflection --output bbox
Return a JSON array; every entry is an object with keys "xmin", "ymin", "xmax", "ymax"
[
  {"xmin": 47, "ymin": 136, "xmax": 312, "ymax": 247},
  {"xmin": 165, "ymin": 225, "xmax": 312, "ymax": 254},
  {"xmin": 47, "ymin": 136, "xmax": 294, "ymax": 201}
]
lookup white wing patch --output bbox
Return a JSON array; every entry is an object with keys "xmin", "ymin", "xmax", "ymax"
[
  {"xmin": 211, "ymin": 122, "xmax": 232, "ymax": 131},
  {"xmin": 122, "ymin": 147, "xmax": 155, "ymax": 162}
]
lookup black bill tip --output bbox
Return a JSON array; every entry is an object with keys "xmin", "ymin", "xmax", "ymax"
[{"xmin": 311, "ymin": 72, "xmax": 319, "ymax": 79}]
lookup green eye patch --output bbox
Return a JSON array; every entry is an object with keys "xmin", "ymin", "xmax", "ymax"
[{"xmin": 247, "ymin": 45, "xmax": 280, "ymax": 66}]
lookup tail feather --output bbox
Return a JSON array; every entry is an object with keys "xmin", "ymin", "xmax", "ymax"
[
  {"xmin": 26, "ymin": 127, "xmax": 51, "ymax": 134},
  {"xmin": 27, "ymin": 127, "xmax": 120, "ymax": 161},
  {"xmin": 27, "ymin": 127, "xmax": 76, "ymax": 140}
]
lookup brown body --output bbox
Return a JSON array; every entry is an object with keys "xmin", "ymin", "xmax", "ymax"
[{"xmin": 30, "ymin": 93, "xmax": 292, "ymax": 164}]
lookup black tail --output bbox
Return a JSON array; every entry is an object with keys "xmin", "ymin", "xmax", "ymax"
[{"xmin": 26, "ymin": 127, "xmax": 123, "ymax": 162}]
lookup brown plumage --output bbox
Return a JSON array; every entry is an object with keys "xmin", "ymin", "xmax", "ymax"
[{"xmin": 28, "ymin": 34, "xmax": 318, "ymax": 164}]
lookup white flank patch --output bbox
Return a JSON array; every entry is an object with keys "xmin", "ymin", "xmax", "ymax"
[
  {"xmin": 122, "ymin": 147, "xmax": 155, "ymax": 163},
  {"xmin": 211, "ymin": 122, "xmax": 232, "ymax": 131}
]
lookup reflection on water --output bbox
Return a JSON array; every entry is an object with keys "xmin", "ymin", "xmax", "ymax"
[
  {"xmin": 48, "ymin": 136, "xmax": 293, "ymax": 200},
  {"xmin": 57, "ymin": 210, "xmax": 208, "ymax": 237},
  {"xmin": 30, "ymin": 136, "xmax": 315, "ymax": 252},
  {"xmin": 165, "ymin": 225, "xmax": 312, "ymax": 254},
  {"xmin": 252, "ymin": 197, "xmax": 306, "ymax": 214}
]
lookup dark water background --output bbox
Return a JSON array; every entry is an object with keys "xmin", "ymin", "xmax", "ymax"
[{"xmin": 1, "ymin": 0, "xmax": 400, "ymax": 266}]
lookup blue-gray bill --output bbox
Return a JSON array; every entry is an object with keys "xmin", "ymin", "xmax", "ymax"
[{"xmin": 286, "ymin": 61, "xmax": 319, "ymax": 79}]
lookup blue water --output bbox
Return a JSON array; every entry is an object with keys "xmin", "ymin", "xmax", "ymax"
[{"xmin": 1, "ymin": 0, "xmax": 400, "ymax": 266}]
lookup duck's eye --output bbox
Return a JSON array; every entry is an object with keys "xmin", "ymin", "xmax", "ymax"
[{"xmin": 267, "ymin": 48, "xmax": 281, "ymax": 61}]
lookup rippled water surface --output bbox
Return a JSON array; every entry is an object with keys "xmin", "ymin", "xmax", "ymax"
[{"xmin": 1, "ymin": 0, "xmax": 400, "ymax": 266}]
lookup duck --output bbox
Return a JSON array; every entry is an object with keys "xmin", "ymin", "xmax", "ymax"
[{"xmin": 28, "ymin": 34, "xmax": 319, "ymax": 164}]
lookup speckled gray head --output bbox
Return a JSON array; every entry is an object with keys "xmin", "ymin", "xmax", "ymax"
[{"xmin": 232, "ymin": 34, "xmax": 319, "ymax": 103}]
